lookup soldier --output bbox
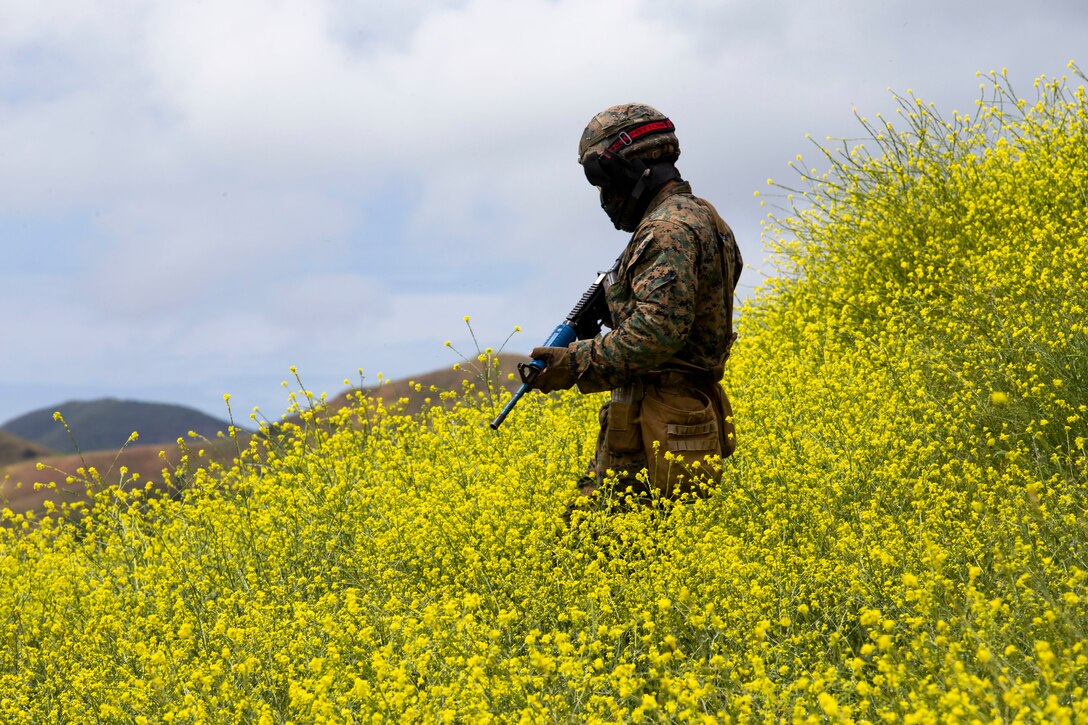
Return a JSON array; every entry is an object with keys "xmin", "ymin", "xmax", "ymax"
[{"xmin": 528, "ymin": 103, "xmax": 743, "ymax": 503}]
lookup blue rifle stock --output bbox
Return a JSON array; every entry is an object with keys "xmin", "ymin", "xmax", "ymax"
[{"xmin": 490, "ymin": 268, "xmax": 613, "ymax": 430}]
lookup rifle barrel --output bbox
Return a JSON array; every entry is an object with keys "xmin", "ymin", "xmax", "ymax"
[{"xmin": 490, "ymin": 382, "xmax": 531, "ymax": 430}]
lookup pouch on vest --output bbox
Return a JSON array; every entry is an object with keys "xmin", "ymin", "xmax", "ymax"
[
  {"xmin": 639, "ymin": 381, "xmax": 723, "ymax": 497},
  {"xmin": 605, "ymin": 394, "xmax": 643, "ymax": 455}
]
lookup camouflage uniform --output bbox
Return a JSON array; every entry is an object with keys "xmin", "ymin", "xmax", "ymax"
[
  {"xmin": 569, "ymin": 179, "xmax": 742, "ymax": 497},
  {"xmin": 528, "ymin": 103, "xmax": 741, "ymax": 500}
]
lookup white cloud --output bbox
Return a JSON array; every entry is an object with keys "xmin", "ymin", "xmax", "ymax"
[
  {"xmin": 82, "ymin": 185, "xmax": 358, "ymax": 319},
  {"xmin": 1, "ymin": 0, "xmax": 1086, "ymax": 421},
  {"xmin": 272, "ymin": 272, "xmax": 389, "ymax": 329}
]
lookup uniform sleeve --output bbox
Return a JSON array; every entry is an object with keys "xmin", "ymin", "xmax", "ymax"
[{"xmin": 569, "ymin": 220, "xmax": 696, "ymax": 392}]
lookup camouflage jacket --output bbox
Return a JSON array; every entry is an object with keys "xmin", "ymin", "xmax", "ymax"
[{"xmin": 569, "ymin": 180, "xmax": 741, "ymax": 393}]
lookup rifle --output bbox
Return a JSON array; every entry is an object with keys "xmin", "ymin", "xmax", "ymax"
[{"xmin": 489, "ymin": 264, "xmax": 614, "ymax": 430}]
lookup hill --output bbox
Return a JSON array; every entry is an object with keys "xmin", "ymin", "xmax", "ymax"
[
  {"xmin": 324, "ymin": 352, "xmax": 524, "ymax": 416},
  {"xmin": 1, "ymin": 398, "xmax": 237, "ymax": 454},
  {"xmin": 1, "ymin": 437, "xmax": 241, "ymax": 515},
  {"xmin": 0, "ymin": 430, "xmax": 52, "ymax": 467},
  {"xmin": 1, "ymin": 358, "xmax": 527, "ymax": 515}
]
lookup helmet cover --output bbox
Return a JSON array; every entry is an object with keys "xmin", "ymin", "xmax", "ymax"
[{"xmin": 577, "ymin": 103, "xmax": 680, "ymax": 166}]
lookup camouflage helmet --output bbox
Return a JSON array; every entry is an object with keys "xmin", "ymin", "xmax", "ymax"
[{"xmin": 577, "ymin": 103, "xmax": 680, "ymax": 166}]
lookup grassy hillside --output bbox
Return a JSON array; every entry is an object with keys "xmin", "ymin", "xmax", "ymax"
[
  {"xmin": 323, "ymin": 352, "xmax": 523, "ymax": 418},
  {"xmin": 1, "ymin": 398, "xmax": 237, "ymax": 453},
  {"xmin": 1, "ymin": 358, "xmax": 523, "ymax": 517},
  {"xmin": 0, "ymin": 430, "xmax": 51, "ymax": 467},
  {"xmin": 1, "ymin": 438, "xmax": 244, "ymax": 516},
  {"xmin": 2, "ymin": 354, "xmax": 522, "ymax": 513},
  {"xmin": 1, "ymin": 68, "xmax": 1086, "ymax": 722}
]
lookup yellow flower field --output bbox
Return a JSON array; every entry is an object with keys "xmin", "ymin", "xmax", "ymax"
[{"xmin": 2, "ymin": 67, "xmax": 1087, "ymax": 723}]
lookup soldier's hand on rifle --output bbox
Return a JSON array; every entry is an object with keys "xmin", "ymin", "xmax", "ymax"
[{"xmin": 529, "ymin": 346, "xmax": 576, "ymax": 393}]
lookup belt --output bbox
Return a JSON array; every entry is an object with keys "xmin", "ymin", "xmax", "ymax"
[
  {"xmin": 611, "ymin": 368, "xmax": 719, "ymax": 403},
  {"xmin": 644, "ymin": 367, "xmax": 720, "ymax": 388}
]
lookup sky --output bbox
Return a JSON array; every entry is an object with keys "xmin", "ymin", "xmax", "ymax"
[{"xmin": 1, "ymin": 0, "xmax": 1085, "ymax": 426}]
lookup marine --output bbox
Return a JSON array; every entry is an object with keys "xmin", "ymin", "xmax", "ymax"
[{"xmin": 528, "ymin": 103, "xmax": 743, "ymax": 503}]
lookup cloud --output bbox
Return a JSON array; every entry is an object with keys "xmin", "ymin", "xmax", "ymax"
[
  {"xmin": 1, "ymin": 0, "xmax": 1086, "ymax": 422},
  {"xmin": 82, "ymin": 185, "xmax": 359, "ymax": 319},
  {"xmin": 272, "ymin": 272, "xmax": 389, "ymax": 329}
]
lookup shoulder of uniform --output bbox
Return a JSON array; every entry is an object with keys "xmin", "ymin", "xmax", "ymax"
[{"xmin": 648, "ymin": 192, "xmax": 710, "ymax": 225}]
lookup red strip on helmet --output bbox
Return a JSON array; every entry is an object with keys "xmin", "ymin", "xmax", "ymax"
[{"xmin": 605, "ymin": 118, "xmax": 674, "ymax": 155}]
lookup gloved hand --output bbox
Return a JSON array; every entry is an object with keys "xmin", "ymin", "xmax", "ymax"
[{"xmin": 528, "ymin": 346, "xmax": 575, "ymax": 393}]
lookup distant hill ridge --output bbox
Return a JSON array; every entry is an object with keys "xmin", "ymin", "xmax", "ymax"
[
  {"xmin": 0, "ymin": 358, "xmax": 528, "ymax": 516},
  {"xmin": 327, "ymin": 353, "xmax": 524, "ymax": 416},
  {"xmin": 0, "ymin": 430, "xmax": 53, "ymax": 467},
  {"xmin": 1, "ymin": 398, "xmax": 236, "ymax": 454}
]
